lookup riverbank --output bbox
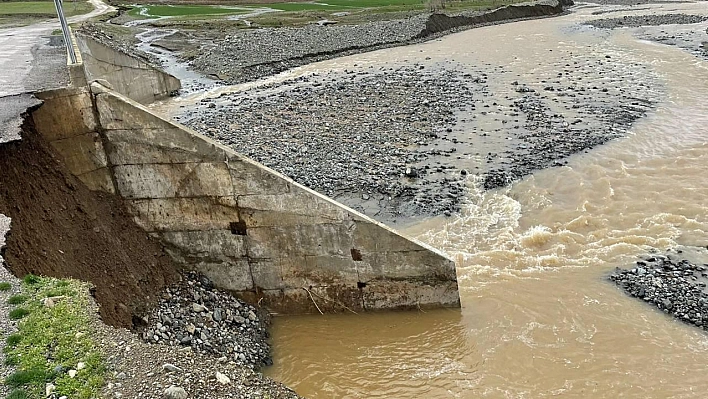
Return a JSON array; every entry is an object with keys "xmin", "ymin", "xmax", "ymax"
[{"xmin": 150, "ymin": 0, "xmax": 574, "ymax": 85}]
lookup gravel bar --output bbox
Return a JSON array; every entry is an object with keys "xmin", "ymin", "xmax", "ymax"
[
  {"xmin": 585, "ymin": 13, "xmax": 708, "ymax": 29},
  {"xmin": 610, "ymin": 249, "xmax": 708, "ymax": 331}
]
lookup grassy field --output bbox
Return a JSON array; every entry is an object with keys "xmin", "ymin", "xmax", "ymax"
[
  {"xmin": 125, "ymin": 0, "xmax": 520, "ymax": 25},
  {"xmin": 0, "ymin": 0, "xmax": 92, "ymax": 16},
  {"xmin": 3, "ymin": 276, "xmax": 105, "ymax": 399},
  {"xmin": 127, "ymin": 4, "xmax": 254, "ymax": 18}
]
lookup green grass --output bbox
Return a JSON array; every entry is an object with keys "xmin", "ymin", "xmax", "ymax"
[
  {"xmin": 8, "ymin": 308, "xmax": 29, "ymax": 320},
  {"xmin": 320, "ymin": 0, "xmax": 423, "ymax": 7},
  {"xmin": 125, "ymin": 0, "xmax": 524, "ymax": 27},
  {"xmin": 3, "ymin": 277, "xmax": 106, "ymax": 399},
  {"xmin": 5, "ymin": 369, "xmax": 54, "ymax": 388},
  {"xmin": 0, "ymin": 281, "xmax": 11, "ymax": 291},
  {"xmin": 22, "ymin": 274, "xmax": 40, "ymax": 285},
  {"xmin": 0, "ymin": 0, "xmax": 93, "ymax": 16},
  {"xmin": 7, "ymin": 389, "xmax": 29, "ymax": 399},
  {"xmin": 6, "ymin": 333, "xmax": 23, "ymax": 347},
  {"xmin": 8, "ymin": 295, "xmax": 28, "ymax": 305},
  {"xmin": 259, "ymin": 3, "xmax": 346, "ymax": 11}
]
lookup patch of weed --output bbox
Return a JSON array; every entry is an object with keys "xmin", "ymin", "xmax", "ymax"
[
  {"xmin": 8, "ymin": 308, "xmax": 29, "ymax": 320},
  {"xmin": 6, "ymin": 333, "xmax": 22, "ymax": 347},
  {"xmin": 7, "ymin": 389, "xmax": 29, "ymax": 399},
  {"xmin": 5, "ymin": 369, "xmax": 52, "ymax": 388},
  {"xmin": 22, "ymin": 274, "xmax": 40, "ymax": 285},
  {"xmin": 8, "ymin": 294, "xmax": 28, "ymax": 305},
  {"xmin": 0, "ymin": 281, "xmax": 11, "ymax": 291}
]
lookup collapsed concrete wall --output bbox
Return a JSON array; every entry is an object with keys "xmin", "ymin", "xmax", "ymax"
[
  {"xmin": 29, "ymin": 83, "xmax": 460, "ymax": 313},
  {"xmin": 75, "ymin": 34, "xmax": 181, "ymax": 104}
]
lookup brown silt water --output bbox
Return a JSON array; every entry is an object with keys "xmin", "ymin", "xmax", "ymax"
[{"xmin": 263, "ymin": 2, "xmax": 708, "ymax": 398}]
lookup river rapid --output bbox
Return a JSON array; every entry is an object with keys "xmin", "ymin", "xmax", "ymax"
[{"xmin": 253, "ymin": 2, "xmax": 708, "ymax": 398}]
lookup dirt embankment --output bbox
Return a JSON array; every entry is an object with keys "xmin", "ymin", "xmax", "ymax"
[
  {"xmin": 0, "ymin": 112, "xmax": 179, "ymax": 328},
  {"xmin": 144, "ymin": 0, "xmax": 574, "ymax": 86},
  {"xmin": 418, "ymin": 0, "xmax": 572, "ymax": 37}
]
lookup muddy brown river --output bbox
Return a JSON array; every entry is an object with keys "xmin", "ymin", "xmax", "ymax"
[
  {"xmin": 151, "ymin": 1, "xmax": 708, "ymax": 396},
  {"xmin": 243, "ymin": 3, "xmax": 708, "ymax": 398}
]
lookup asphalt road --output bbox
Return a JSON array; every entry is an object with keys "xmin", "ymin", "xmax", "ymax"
[{"xmin": 0, "ymin": 0, "xmax": 114, "ymax": 142}]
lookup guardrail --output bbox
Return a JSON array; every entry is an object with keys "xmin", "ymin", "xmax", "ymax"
[{"xmin": 53, "ymin": 0, "xmax": 77, "ymax": 64}]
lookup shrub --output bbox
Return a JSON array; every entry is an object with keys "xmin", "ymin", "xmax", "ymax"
[
  {"xmin": 7, "ymin": 294, "xmax": 28, "ymax": 305},
  {"xmin": 8, "ymin": 308, "xmax": 29, "ymax": 320},
  {"xmin": 6, "ymin": 333, "xmax": 22, "ymax": 347}
]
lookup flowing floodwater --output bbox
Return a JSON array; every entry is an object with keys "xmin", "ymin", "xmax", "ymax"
[{"xmin": 252, "ymin": 3, "xmax": 708, "ymax": 398}]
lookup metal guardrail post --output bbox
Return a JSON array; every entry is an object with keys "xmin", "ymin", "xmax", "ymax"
[{"xmin": 53, "ymin": 0, "xmax": 77, "ymax": 64}]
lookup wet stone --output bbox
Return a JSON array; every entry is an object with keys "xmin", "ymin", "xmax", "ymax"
[{"xmin": 609, "ymin": 248, "xmax": 708, "ymax": 331}]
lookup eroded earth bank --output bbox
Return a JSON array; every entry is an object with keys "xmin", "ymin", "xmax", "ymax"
[{"xmin": 0, "ymin": 114, "xmax": 300, "ymax": 398}]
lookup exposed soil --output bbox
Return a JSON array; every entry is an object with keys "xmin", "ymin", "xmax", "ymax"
[{"xmin": 0, "ymin": 112, "xmax": 180, "ymax": 328}]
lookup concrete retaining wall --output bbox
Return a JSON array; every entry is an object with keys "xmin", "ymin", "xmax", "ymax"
[
  {"xmin": 75, "ymin": 34, "xmax": 181, "ymax": 104},
  {"xmin": 29, "ymin": 83, "xmax": 460, "ymax": 313}
]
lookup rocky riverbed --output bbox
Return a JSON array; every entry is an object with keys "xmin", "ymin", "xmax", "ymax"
[
  {"xmin": 179, "ymin": 41, "xmax": 660, "ymax": 223},
  {"xmin": 141, "ymin": 0, "xmax": 572, "ymax": 86},
  {"xmin": 187, "ymin": 16, "xmax": 428, "ymax": 84},
  {"xmin": 584, "ymin": 13, "xmax": 708, "ymax": 60},
  {"xmin": 610, "ymin": 248, "xmax": 708, "ymax": 331},
  {"xmin": 183, "ymin": 66, "xmax": 477, "ymax": 220}
]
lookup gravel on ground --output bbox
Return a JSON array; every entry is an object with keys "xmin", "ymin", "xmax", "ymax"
[
  {"xmin": 0, "ymin": 214, "xmax": 21, "ymax": 398},
  {"xmin": 183, "ymin": 66, "xmax": 476, "ymax": 220},
  {"xmin": 93, "ymin": 278, "xmax": 300, "ymax": 399},
  {"xmin": 584, "ymin": 13, "xmax": 707, "ymax": 29},
  {"xmin": 179, "ymin": 42, "xmax": 660, "ymax": 223},
  {"xmin": 139, "ymin": 272, "xmax": 273, "ymax": 370}
]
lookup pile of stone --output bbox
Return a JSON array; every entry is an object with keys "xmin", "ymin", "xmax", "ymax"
[
  {"xmin": 140, "ymin": 272, "xmax": 271, "ymax": 369},
  {"xmin": 610, "ymin": 251, "xmax": 708, "ymax": 330}
]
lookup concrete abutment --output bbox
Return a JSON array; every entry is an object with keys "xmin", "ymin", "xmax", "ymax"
[{"xmin": 27, "ymin": 82, "xmax": 460, "ymax": 313}]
